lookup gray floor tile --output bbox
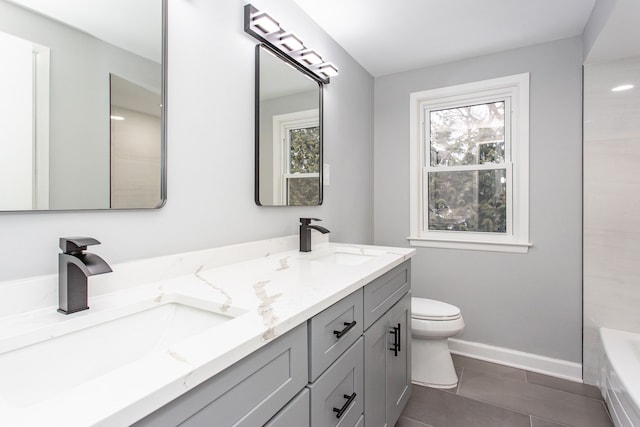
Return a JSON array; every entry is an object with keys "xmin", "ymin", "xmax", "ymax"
[
  {"xmin": 526, "ymin": 371, "xmax": 603, "ymax": 399},
  {"xmin": 531, "ymin": 416, "xmax": 570, "ymax": 427},
  {"xmin": 452, "ymin": 354, "xmax": 526, "ymax": 382},
  {"xmin": 457, "ymin": 369, "xmax": 613, "ymax": 426},
  {"xmin": 395, "ymin": 416, "xmax": 433, "ymax": 427},
  {"xmin": 402, "ymin": 384, "xmax": 531, "ymax": 427}
]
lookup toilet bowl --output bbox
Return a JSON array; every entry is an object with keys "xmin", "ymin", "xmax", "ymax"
[{"xmin": 411, "ymin": 297, "xmax": 464, "ymax": 389}]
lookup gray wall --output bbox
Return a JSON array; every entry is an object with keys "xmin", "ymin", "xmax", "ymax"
[
  {"xmin": 374, "ymin": 37, "xmax": 584, "ymax": 362},
  {"xmin": 0, "ymin": 0, "xmax": 160, "ymax": 209},
  {"xmin": 0, "ymin": 0, "xmax": 375, "ymax": 281}
]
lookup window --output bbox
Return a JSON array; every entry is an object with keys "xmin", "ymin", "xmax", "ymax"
[
  {"xmin": 409, "ymin": 74, "xmax": 531, "ymax": 253},
  {"xmin": 272, "ymin": 109, "xmax": 320, "ymax": 205}
]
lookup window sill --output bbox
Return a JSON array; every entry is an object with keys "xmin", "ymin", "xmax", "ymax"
[{"xmin": 407, "ymin": 236, "xmax": 532, "ymax": 254}]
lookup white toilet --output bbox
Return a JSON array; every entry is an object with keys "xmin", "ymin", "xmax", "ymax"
[{"xmin": 411, "ymin": 297, "xmax": 465, "ymax": 389}]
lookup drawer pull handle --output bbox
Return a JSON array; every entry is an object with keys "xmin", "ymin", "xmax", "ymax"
[
  {"xmin": 333, "ymin": 321, "xmax": 357, "ymax": 339},
  {"xmin": 333, "ymin": 392, "xmax": 356, "ymax": 419}
]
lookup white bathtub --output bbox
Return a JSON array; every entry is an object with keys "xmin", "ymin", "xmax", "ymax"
[{"xmin": 600, "ymin": 328, "xmax": 640, "ymax": 427}]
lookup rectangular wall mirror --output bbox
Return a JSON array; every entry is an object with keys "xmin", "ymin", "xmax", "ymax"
[
  {"xmin": 0, "ymin": 0, "xmax": 166, "ymax": 211},
  {"xmin": 255, "ymin": 44, "xmax": 323, "ymax": 206}
]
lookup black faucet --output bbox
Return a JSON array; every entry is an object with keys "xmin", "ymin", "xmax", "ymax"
[
  {"xmin": 58, "ymin": 237, "xmax": 112, "ymax": 315},
  {"xmin": 300, "ymin": 218, "xmax": 330, "ymax": 252}
]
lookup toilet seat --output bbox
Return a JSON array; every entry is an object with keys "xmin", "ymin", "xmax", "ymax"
[{"xmin": 412, "ymin": 297, "xmax": 461, "ymax": 321}]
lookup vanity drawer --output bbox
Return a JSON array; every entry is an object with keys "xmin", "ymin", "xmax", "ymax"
[
  {"xmin": 308, "ymin": 289, "xmax": 363, "ymax": 381},
  {"xmin": 363, "ymin": 260, "xmax": 410, "ymax": 329},
  {"xmin": 265, "ymin": 388, "xmax": 310, "ymax": 427},
  {"xmin": 307, "ymin": 338, "xmax": 364, "ymax": 427},
  {"xmin": 133, "ymin": 323, "xmax": 308, "ymax": 427}
]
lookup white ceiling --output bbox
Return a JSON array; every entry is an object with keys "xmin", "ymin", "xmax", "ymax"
[
  {"xmin": 294, "ymin": 0, "xmax": 597, "ymax": 77},
  {"xmin": 5, "ymin": 0, "xmax": 161, "ymax": 62}
]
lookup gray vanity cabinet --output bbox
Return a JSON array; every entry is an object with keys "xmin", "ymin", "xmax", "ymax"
[
  {"xmin": 133, "ymin": 260, "xmax": 411, "ymax": 427},
  {"xmin": 363, "ymin": 261, "xmax": 412, "ymax": 427}
]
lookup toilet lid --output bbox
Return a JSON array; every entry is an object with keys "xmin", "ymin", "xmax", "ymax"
[{"xmin": 412, "ymin": 297, "xmax": 461, "ymax": 320}]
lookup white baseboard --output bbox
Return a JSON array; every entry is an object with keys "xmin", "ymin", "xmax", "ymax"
[{"xmin": 448, "ymin": 338, "xmax": 583, "ymax": 383}]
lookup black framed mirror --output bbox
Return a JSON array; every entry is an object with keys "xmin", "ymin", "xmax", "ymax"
[
  {"xmin": 255, "ymin": 44, "xmax": 323, "ymax": 206},
  {"xmin": 0, "ymin": 0, "xmax": 166, "ymax": 211}
]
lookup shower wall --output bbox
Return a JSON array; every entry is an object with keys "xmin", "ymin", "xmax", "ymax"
[{"xmin": 583, "ymin": 56, "xmax": 640, "ymax": 384}]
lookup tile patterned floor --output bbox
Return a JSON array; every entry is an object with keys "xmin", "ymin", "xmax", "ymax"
[{"xmin": 397, "ymin": 355, "xmax": 613, "ymax": 427}]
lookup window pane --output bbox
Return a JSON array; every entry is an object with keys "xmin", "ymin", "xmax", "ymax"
[
  {"xmin": 289, "ymin": 127, "xmax": 319, "ymax": 174},
  {"xmin": 428, "ymin": 169, "xmax": 507, "ymax": 233},
  {"xmin": 430, "ymin": 102, "xmax": 505, "ymax": 167},
  {"xmin": 288, "ymin": 177, "xmax": 319, "ymax": 205}
]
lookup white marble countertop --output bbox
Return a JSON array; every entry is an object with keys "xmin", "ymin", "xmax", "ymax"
[{"xmin": 0, "ymin": 239, "xmax": 414, "ymax": 426}]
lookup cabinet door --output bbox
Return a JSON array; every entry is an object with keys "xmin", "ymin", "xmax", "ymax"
[
  {"xmin": 386, "ymin": 292, "xmax": 412, "ymax": 426},
  {"xmin": 363, "ymin": 312, "xmax": 389, "ymax": 427}
]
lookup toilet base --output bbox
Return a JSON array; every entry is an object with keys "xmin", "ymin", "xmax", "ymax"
[{"xmin": 411, "ymin": 337, "xmax": 458, "ymax": 389}]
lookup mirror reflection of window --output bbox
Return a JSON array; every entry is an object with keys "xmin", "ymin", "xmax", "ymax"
[
  {"xmin": 271, "ymin": 109, "xmax": 319, "ymax": 205},
  {"xmin": 287, "ymin": 125, "xmax": 320, "ymax": 205}
]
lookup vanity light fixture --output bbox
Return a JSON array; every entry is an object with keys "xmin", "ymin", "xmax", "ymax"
[
  {"xmin": 279, "ymin": 33, "xmax": 304, "ymax": 51},
  {"xmin": 251, "ymin": 12, "xmax": 280, "ymax": 34},
  {"xmin": 244, "ymin": 4, "xmax": 338, "ymax": 84},
  {"xmin": 300, "ymin": 49, "xmax": 323, "ymax": 65},
  {"xmin": 317, "ymin": 63, "xmax": 339, "ymax": 78},
  {"xmin": 110, "ymin": 115, "xmax": 125, "ymax": 121},
  {"xmin": 611, "ymin": 84, "xmax": 634, "ymax": 92}
]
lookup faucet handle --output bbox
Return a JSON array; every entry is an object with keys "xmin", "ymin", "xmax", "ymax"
[
  {"xmin": 60, "ymin": 237, "xmax": 102, "ymax": 254},
  {"xmin": 300, "ymin": 217, "xmax": 322, "ymax": 225}
]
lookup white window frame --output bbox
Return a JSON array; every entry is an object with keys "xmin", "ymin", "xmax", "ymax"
[
  {"xmin": 408, "ymin": 73, "xmax": 531, "ymax": 253},
  {"xmin": 272, "ymin": 109, "xmax": 319, "ymax": 205}
]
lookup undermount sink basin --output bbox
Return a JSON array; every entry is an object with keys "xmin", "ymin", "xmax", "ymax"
[
  {"xmin": 309, "ymin": 247, "xmax": 386, "ymax": 266},
  {"xmin": 0, "ymin": 295, "xmax": 244, "ymax": 408}
]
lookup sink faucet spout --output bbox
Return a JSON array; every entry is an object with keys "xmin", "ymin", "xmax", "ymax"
[
  {"xmin": 300, "ymin": 218, "xmax": 330, "ymax": 252},
  {"xmin": 58, "ymin": 237, "xmax": 112, "ymax": 315}
]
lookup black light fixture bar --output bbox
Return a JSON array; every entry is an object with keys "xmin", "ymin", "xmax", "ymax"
[{"xmin": 244, "ymin": 4, "xmax": 338, "ymax": 84}]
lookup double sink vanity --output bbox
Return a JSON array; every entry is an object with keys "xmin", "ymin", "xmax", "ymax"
[{"xmin": 0, "ymin": 235, "xmax": 414, "ymax": 426}]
